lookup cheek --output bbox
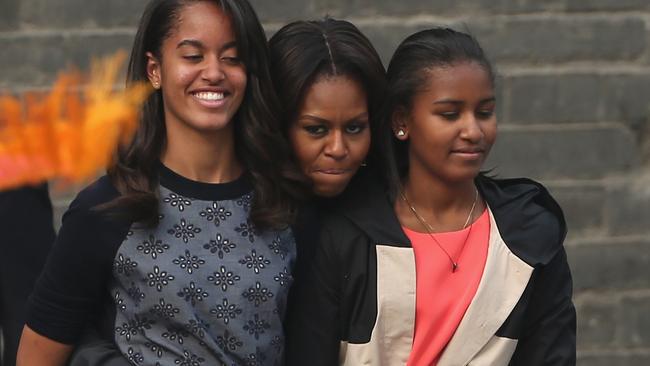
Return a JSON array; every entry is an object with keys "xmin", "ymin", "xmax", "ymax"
[
  {"xmin": 347, "ymin": 132, "xmax": 371, "ymax": 163},
  {"xmin": 162, "ymin": 64, "xmax": 197, "ymax": 89},
  {"xmin": 483, "ymin": 122, "xmax": 498, "ymax": 151},
  {"xmin": 228, "ymin": 68, "xmax": 248, "ymax": 93}
]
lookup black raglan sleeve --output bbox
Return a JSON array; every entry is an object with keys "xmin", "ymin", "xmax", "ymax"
[
  {"xmin": 25, "ymin": 177, "xmax": 130, "ymax": 345},
  {"xmin": 509, "ymin": 247, "xmax": 577, "ymax": 365},
  {"xmin": 0, "ymin": 184, "xmax": 55, "ymax": 366}
]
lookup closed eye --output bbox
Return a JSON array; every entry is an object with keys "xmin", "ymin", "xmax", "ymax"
[
  {"xmin": 183, "ymin": 55, "xmax": 203, "ymax": 62},
  {"xmin": 221, "ymin": 56, "xmax": 241, "ymax": 65},
  {"xmin": 476, "ymin": 109, "xmax": 494, "ymax": 119},
  {"xmin": 439, "ymin": 111, "xmax": 460, "ymax": 121}
]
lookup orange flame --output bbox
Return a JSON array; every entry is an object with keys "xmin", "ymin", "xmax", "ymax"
[{"xmin": 0, "ymin": 51, "xmax": 151, "ymax": 191}]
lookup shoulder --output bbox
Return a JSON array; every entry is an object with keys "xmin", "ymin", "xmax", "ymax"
[
  {"xmin": 69, "ymin": 175, "xmax": 120, "ymax": 212},
  {"xmin": 477, "ymin": 175, "xmax": 567, "ymax": 266},
  {"xmin": 59, "ymin": 175, "xmax": 130, "ymax": 244},
  {"xmin": 322, "ymin": 175, "xmax": 410, "ymax": 248}
]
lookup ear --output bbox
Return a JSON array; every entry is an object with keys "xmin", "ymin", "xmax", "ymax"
[
  {"xmin": 146, "ymin": 52, "xmax": 161, "ymax": 89},
  {"xmin": 392, "ymin": 106, "xmax": 410, "ymax": 140}
]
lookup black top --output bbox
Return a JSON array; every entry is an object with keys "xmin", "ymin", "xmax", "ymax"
[{"xmin": 27, "ymin": 167, "xmax": 297, "ymax": 366}]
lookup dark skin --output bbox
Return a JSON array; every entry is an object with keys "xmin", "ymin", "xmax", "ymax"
[
  {"xmin": 17, "ymin": 3, "xmax": 246, "ymax": 365},
  {"xmin": 393, "ymin": 62, "xmax": 496, "ymax": 233}
]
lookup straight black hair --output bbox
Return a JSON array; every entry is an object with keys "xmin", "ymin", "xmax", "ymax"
[
  {"xmin": 379, "ymin": 27, "xmax": 495, "ymax": 195},
  {"xmin": 268, "ymin": 17, "xmax": 386, "ymax": 171},
  {"xmin": 105, "ymin": 0, "xmax": 302, "ymax": 230}
]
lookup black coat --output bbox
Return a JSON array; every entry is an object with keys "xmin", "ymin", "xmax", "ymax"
[{"xmin": 286, "ymin": 175, "xmax": 576, "ymax": 366}]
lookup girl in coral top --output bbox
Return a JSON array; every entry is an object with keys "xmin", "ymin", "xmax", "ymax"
[{"xmin": 286, "ymin": 27, "xmax": 576, "ymax": 366}]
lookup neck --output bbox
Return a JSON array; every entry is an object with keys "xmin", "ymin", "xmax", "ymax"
[
  {"xmin": 397, "ymin": 165, "xmax": 482, "ymax": 232},
  {"xmin": 161, "ymin": 123, "xmax": 243, "ymax": 184}
]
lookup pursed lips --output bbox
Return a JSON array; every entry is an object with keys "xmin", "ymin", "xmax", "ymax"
[
  {"xmin": 450, "ymin": 147, "xmax": 485, "ymax": 158},
  {"xmin": 313, "ymin": 168, "xmax": 351, "ymax": 175}
]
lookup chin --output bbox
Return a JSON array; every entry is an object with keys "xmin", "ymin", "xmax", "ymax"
[{"xmin": 312, "ymin": 183, "xmax": 347, "ymax": 198}]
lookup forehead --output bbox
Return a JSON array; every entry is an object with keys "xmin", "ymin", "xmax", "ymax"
[
  {"xmin": 302, "ymin": 76, "xmax": 367, "ymax": 109},
  {"xmin": 419, "ymin": 62, "xmax": 493, "ymax": 98},
  {"xmin": 167, "ymin": 2, "xmax": 235, "ymax": 44}
]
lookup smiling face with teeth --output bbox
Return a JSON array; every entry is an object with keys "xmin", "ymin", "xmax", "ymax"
[{"xmin": 146, "ymin": 2, "xmax": 247, "ymax": 138}]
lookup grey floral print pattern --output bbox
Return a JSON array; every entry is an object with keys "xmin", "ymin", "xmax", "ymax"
[
  {"xmin": 111, "ymin": 185, "xmax": 296, "ymax": 365},
  {"xmin": 168, "ymin": 219, "xmax": 202, "ymax": 243},
  {"xmin": 199, "ymin": 202, "xmax": 232, "ymax": 227}
]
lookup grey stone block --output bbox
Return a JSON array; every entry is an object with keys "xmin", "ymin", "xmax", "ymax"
[
  {"xmin": 576, "ymin": 301, "xmax": 617, "ymax": 348},
  {"xmin": 0, "ymin": 32, "xmax": 134, "ymax": 89},
  {"xmin": 619, "ymin": 296, "xmax": 650, "ymax": 347},
  {"xmin": 567, "ymin": 240, "xmax": 650, "ymax": 291},
  {"xmin": 469, "ymin": 17, "xmax": 646, "ymax": 63},
  {"xmin": 0, "ymin": 0, "xmax": 20, "ymax": 30},
  {"xmin": 506, "ymin": 74, "xmax": 650, "ymax": 125},
  {"xmin": 567, "ymin": 0, "xmax": 650, "ymax": 12},
  {"xmin": 605, "ymin": 177, "xmax": 650, "ymax": 236},
  {"xmin": 646, "ymin": 29, "xmax": 650, "ymax": 65},
  {"xmin": 327, "ymin": 0, "xmax": 565, "ymax": 17},
  {"xmin": 578, "ymin": 354, "xmax": 650, "ymax": 366},
  {"xmin": 358, "ymin": 23, "xmax": 441, "ymax": 65},
  {"xmin": 250, "ymin": 0, "xmax": 323, "ymax": 22},
  {"xmin": 17, "ymin": 0, "xmax": 146, "ymax": 28},
  {"xmin": 485, "ymin": 125, "xmax": 638, "ymax": 180},
  {"xmin": 547, "ymin": 184, "xmax": 606, "ymax": 237}
]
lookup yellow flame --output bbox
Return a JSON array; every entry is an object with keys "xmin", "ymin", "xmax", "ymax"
[{"xmin": 0, "ymin": 51, "xmax": 151, "ymax": 190}]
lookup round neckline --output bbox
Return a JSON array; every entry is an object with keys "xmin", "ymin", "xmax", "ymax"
[{"xmin": 158, "ymin": 161, "xmax": 252, "ymax": 201}]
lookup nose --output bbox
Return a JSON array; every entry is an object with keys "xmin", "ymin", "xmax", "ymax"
[
  {"xmin": 324, "ymin": 130, "xmax": 348, "ymax": 160},
  {"xmin": 202, "ymin": 56, "xmax": 225, "ymax": 83},
  {"xmin": 460, "ymin": 114, "xmax": 484, "ymax": 143}
]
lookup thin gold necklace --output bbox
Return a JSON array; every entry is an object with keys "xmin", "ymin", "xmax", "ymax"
[{"xmin": 400, "ymin": 188, "xmax": 479, "ymax": 272}]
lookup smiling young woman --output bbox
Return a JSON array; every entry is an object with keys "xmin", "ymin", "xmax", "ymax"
[{"xmin": 17, "ymin": 1, "xmax": 302, "ymax": 365}]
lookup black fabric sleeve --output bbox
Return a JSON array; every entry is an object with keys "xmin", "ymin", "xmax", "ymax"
[
  {"xmin": 285, "ymin": 225, "xmax": 341, "ymax": 366},
  {"xmin": 25, "ymin": 178, "xmax": 130, "ymax": 345},
  {"xmin": 509, "ymin": 247, "xmax": 577, "ymax": 365},
  {"xmin": 0, "ymin": 184, "xmax": 55, "ymax": 366}
]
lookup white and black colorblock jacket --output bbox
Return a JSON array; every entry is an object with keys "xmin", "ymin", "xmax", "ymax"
[{"xmin": 286, "ymin": 175, "xmax": 576, "ymax": 366}]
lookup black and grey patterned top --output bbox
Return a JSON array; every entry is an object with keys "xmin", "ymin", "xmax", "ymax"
[{"xmin": 27, "ymin": 164, "xmax": 296, "ymax": 366}]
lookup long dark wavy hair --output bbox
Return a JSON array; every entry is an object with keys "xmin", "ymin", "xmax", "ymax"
[
  {"xmin": 105, "ymin": 0, "xmax": 302, "ymax": 230},
  {"xmin": 268, "ymin": 17, "xmax": 386, "ymax": 172},
  {"xmin": 379, "ymin": 27, "xmax": 495, "ymax": 196}
]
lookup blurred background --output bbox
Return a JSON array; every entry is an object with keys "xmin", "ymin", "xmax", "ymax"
[{"xmin": 1, "ymin": 0, "xmax": 649, "ymax": 365}]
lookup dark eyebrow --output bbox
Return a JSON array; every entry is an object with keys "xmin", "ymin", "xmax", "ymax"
[
  {"xmin": 298, "ymin": 112, "xmax": 369, "ymax": 124},
  {"xmin": 176, "ymin": 39, "xmax": 238, "ymax": 53},
  {"xmin": 177, "ymin": 39, "xmax": 204, "ymax": 49},
  {"xmin": 220, "ymin": 41, "xmax": 237, "ymax": 52},
  {"xmin": 479, "ymin": 97, "xmax": 496, "ymax": 105},
  {"xmin": 433, "ymin": 97, "xmax": 496, "ymax": 106}
]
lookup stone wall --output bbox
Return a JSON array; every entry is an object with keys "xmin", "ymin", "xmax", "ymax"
[{"xmin": 1, "ymin": 0, "xmax": 649, "ymax": 364}]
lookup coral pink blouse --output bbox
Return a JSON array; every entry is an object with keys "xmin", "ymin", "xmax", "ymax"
[{"xmin": 404, "ymin": 208, "xmax": 490, "ymax": 366}]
